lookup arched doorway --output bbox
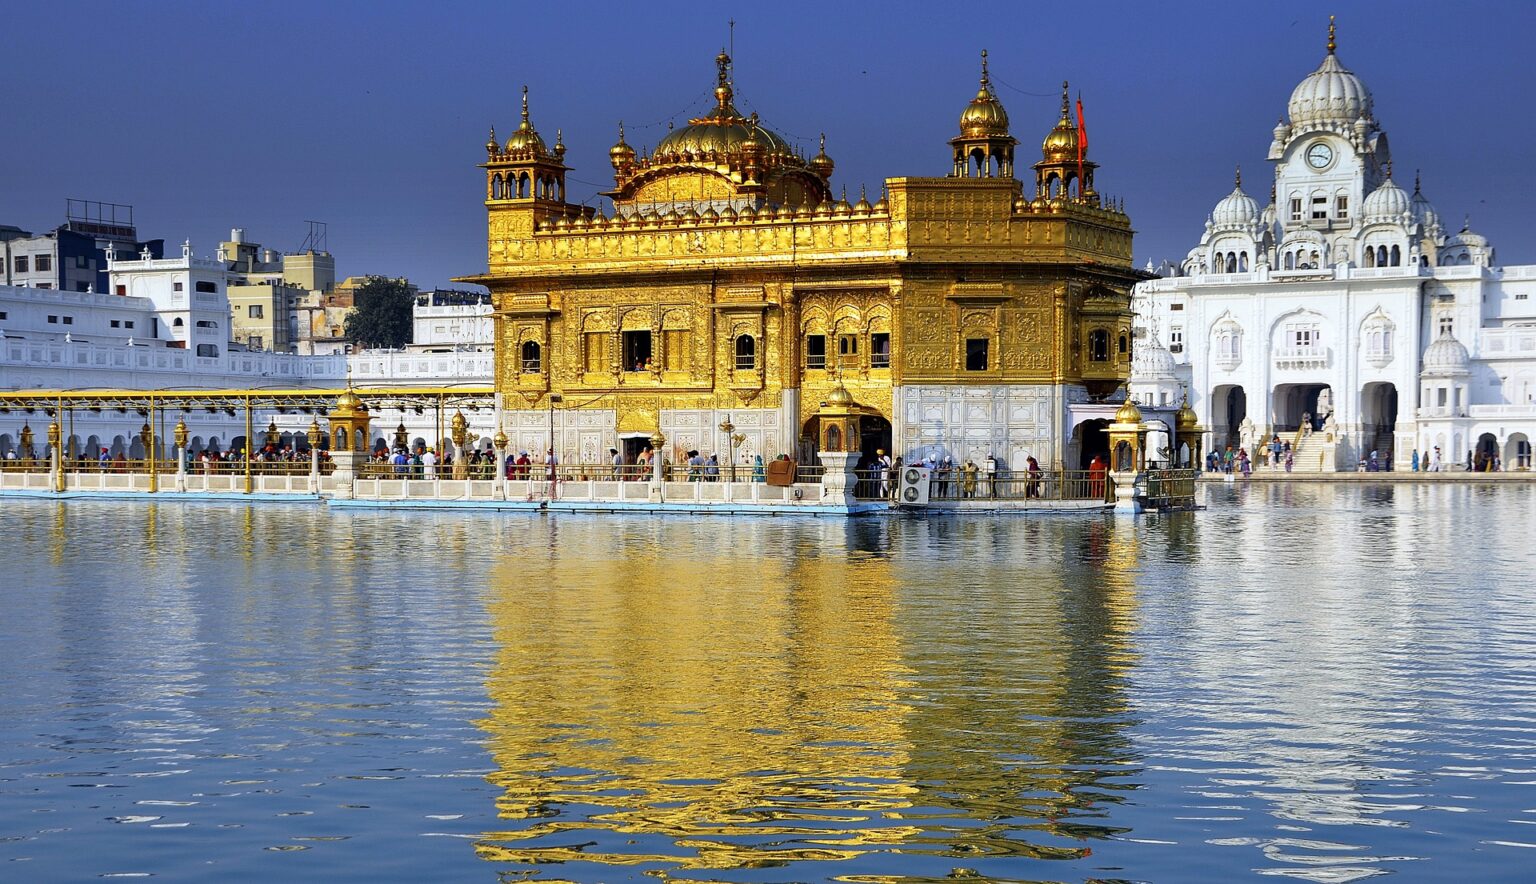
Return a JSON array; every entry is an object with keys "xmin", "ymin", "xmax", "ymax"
[
  {"xmin": 1272, "ymin": 383, "xmax": 1329, "ymax": 433},
  {"xmin": 1476, "ymin": 432, "xmax": 1499, "ymax": 471},
  {"xmin": 1506, "ymin": 433, "xmax": 1532, "ymax": 470},
  {"xmin": 1211, "ymin": 384, "xmax": 1246, "ymax": 451},
  {"xmin": 1073, "ymin": 418, "xmax": 1110, "ymax": 470},
  {"xmin": 1361, "ymin": 382, "xmax": 1398, "ymax": 462}
]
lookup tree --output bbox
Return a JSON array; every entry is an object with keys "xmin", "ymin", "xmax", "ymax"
[{"xmin": 344, "ymin": 276, "xmax": 415, "ymax": 350}]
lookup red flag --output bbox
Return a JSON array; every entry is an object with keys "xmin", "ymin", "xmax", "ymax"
[{"xmin": 1075, "ymin": 95, "xmax": 1087, "ymax": 199}]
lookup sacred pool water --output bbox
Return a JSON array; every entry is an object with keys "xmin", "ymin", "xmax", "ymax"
[{"xmin": 2, "ymin": 484, "xmax": 1534, "ymax": 882}]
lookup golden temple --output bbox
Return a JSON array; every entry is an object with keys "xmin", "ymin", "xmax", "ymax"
[{"xmin": 458, "ymin": 49, "xmax": 1139, "ymax": 471}]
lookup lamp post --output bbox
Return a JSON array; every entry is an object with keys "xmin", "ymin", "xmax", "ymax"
[
  {"xmin": 546, "ymin": 394, "xmax": 563, "ymax": 499},
  {"xmin": 139, "ymin": 419, "xmax": 155, "ymax": 493},
  {"xmin": 649, "ymin": 427, "xmax": 666, "ymax": 502},
  {"xmin": 174, "ymin": 416, "xmax": 189, "ymax": 492},
  {"xmin": 306, "ymin": 418, "xmax": 323, "ymax": 494},
  {"xmin": 719, "ymin": 414, "xmax": 735, "ymax": 483},
  {"xmin": 450, "ymin": 409, "xmax": 468, "ymax": 480},
  {"xmin": 494, "ymin": 425, "xmax": 509, "ymax": 500},
  {"xmin": 46, "ymin": 420, "xmax": 62, "ymax": 493}
]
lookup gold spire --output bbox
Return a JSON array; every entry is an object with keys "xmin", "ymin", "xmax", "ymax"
[
  {"xmin": 1061, "ymin": 80, "xmax": 1070, "ymax": 119},
  {"xmin": 979, "ymin": 48, "xmax": 990, "ymax": 89},
  {"xmin": 1327, "ymin": 15, "xmax": 1336, "ymax": 54},
  {"xmin": 521, "ymin": 85, "xmax": 529, "ymax": 124},
  {"xmin": 714, "ymin": 47, "xmax": 733, "ymax": 110}
]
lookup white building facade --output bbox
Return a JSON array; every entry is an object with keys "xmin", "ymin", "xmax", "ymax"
[{"xmin": 1132, "ymin": 27, "xmax": 1536, "ymax": 471}]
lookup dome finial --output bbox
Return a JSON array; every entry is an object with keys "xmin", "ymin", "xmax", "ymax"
[
  {"xmin": 1234, "ymin": 165, "xmax": 1241, "ymax": 189},
  {"xmin": 1384, "ymin": 159, "xmax": 1392, "ymax": 179},
  {"xmin": 1060, "ymin": 80, "xmax": 1070, "ymax": 119},
  {"xmin": 980, "ymin": 48, "xmax": 990, "ymax": 87},
  {"xmin": 618, "ymin": 120, "xmax": 625, "ymax": 141},
  {"xmin": 1327, "ymin": 15, "xmax": 1336, "ymax": 54},
  {"xmin": 521, "ymin": 85, "xmax": 529, "ymax": 124}
]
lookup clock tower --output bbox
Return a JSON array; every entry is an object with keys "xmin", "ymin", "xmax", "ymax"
[{"xmin": 1266, "ymin": 17, "xmax": 1390, "ymax": 262}]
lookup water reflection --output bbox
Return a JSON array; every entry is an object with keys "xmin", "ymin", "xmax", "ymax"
[{"xmin": 474, "ymin": 517, "xmax": 1143, "ymax": 879}]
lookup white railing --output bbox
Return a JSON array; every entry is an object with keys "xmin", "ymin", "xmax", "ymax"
[{"xmin": 1273, "ymin": 345, "xmax": 1329, "ymax": 370}]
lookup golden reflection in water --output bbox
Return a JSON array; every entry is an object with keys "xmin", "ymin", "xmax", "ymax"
[{"xmin": 474, "ymin": 518, "xmax": 1144, "ymax": 877}]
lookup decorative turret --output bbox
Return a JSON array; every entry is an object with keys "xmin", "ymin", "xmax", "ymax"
[
  {"xmin": 950, "ymin": 49, "xmax": 1016, "ymax": 178},
  {"xmin": 483, "ymin": 86, "xmax": 569, "ymax": 206},
  {"xmin": 1033, "ymin": 81, "xmax": 1097, "ymax": 204},
  {"xmin": 609, "ymin": 122, "xmax": 635, "ymax": 172},
  {"xmin": 810, "ymin": 134, "xmax": 834, "ymax": 181}
]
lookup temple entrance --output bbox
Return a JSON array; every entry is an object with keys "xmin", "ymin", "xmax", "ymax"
[
  {"xmin": 1506, "ymin": 433, "xmax": 1532, "ymax": 470},
  {"xmin": 1212, "ymin": 384, "xmax": 1246, "ymax": 451},
  {"xmin": 1072, "ymin": 418, "xmax": 1110, "ymax": 470},
  {"xmin": 1361, "ymin": 382, "xmax": 1398, "ymax": 462},
  {"xmin": 621, "ymin": 435, "xmax": 650, "ymax": 468},
  {"xmin": 1476, "ymin": 432, "xmax": 1499, "ymax": 471},
  {"xmin": 857, "ymin": 415, "xmax": 892, "ymax": 466},
  {"xmin": 1272, "ymin": 383, "xmax": 1329, "ymax": 433}
]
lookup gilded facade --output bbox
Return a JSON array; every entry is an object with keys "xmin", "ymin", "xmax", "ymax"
[{"xmin": 458, "ymin": 51, "xmax": 1141, "ymax": 470}]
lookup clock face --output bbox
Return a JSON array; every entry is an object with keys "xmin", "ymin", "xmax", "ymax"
[{"xmin": 1306, "ymin": 142, "xmax": 1334, "ymax": 169}]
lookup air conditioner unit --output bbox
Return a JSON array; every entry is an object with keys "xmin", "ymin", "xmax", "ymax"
[{"xmin": 897, "ymin": 465, "xmax": 931, "ymax": 506}]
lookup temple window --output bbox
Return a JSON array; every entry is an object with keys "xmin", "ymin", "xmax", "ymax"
[
  {"xmin": 521, "ymin": 340, "xmax": 541, "ymax": 373},
  {"xmin": 734, "ymin": 335, "xmax": 756, "ymax": 370},
  {"xmin": 1335, "ymin": 195, "xmax": 1349, "ymax": 219},
  {"xmin": 1390, "ymin": 245, "xmax": 1401, "ymax": 266},
  {"xmin": 805, "ymin": 334, "xmax": 826, "ymax": 369},
  {"xmin": 965, "ymin": 337, "xmax": 989, "ymax": 371},
  {"xmin": 1088, "ymin": 329, "xmax": 1110, "ymax": 362},
  {"xmin": 870, "ymin": 332, "xmax": 891, "ymax": 368},
  {"xmin": 583, "ymin": 332, "xmax": 608, "ymax": 372},
  {"xmin": 622, "ymin": 330, "xmax": 653, "ymax": 372},
  {"xmin": 837, "ymin": 333, "xmax": 858, "ymax": 367}
]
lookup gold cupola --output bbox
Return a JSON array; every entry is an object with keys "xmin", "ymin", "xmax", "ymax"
[
  {"xmin": 606, "ymin": 49, "xmax": 830, "ymax": 213},
  {"xmin": 950, "ymin": 50, "xmax": 1016, "ymax": 178},
  {"xmin": 810, "ymin": 134, "xmax": 834, "ymax": 181},
  {"xmin": 1033, "ymin": 81, "xmax": 1098, "ymax": 205},
  {"xmin": 483, "ymin": 86, "xmax": 570, "ymax": 209},
  {"xmin": 609, "ymin": 121, "xmax": 635, "ymax": 171}
]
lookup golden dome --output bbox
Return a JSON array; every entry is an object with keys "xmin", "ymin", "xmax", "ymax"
[
  {"xmin": 824, "ymin": 383, "xmax": 855, "ymax": 408},
  {"xmin": 1041, "ymin": 82, "xmax": 1080, "ymax": 160},
  {"xmin": 652, "ymin": 51, "xmax": 794, "ymax": 161},
  {"xmin": 485, "ymin": 125, "xmax": 498, "ymax": 155},
  {"xmin": 810, "ymin": 133, "xmax": 834, "ymax": 179},
  {"xmin": 1114, "ymin": 397, "xmax": 1142, "ymax": 424},
  {"xmin": 503, "ymin": 87, "xmax": 548, "ymax": 154},
  {"xmin": 333, "ymin": 387, "xmax": 367, "ymax": 417},
  {"xmin": 1175, "ymin": 397, "xmax": 1198, "ymax": 431},
  {"xmin": 609, "ymin": 122, "xmax": 635, "ymax": 163},
  {"xmin": 959, "ymin": 50, "xmax": 1010, "ymax": 138}
]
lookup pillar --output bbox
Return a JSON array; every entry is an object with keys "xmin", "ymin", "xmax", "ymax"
[{"xmin": 818, "ymin": 450, "xmax": 858, "ymax": 506}]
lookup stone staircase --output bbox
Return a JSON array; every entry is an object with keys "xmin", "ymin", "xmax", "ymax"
[{"xmin": 1287, "ymin": 429, "xmax": 1336, "ymax": 472}]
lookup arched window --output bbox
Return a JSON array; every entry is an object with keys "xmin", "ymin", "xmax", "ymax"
[
  {"xmin": 491, "ymin": 174, "xmax": 502, "ymax": 200},
  {"xmin": 1364, "ymin": 246, "xmax": 1376, "ymax": 268},
  {"xmin": 1088, "ymin": 329, "xmax": 1110, "ymax": 362},
  {"xmin": 173, "ymin": 317, "xmax": 184, "ymax": 327},
  {"xmin": 1225, "ymin": 252, "xmax": 1237, "ymax": 273},
  {"xmin": 1390, "ymin": 245, "xmax": 1401, "ymax": 266},
  {"xmin": 734, "ymin": 334, "xmax": 756, "ymax": 370},
  {"xmin": 1284, "ymin": 252, "xmax": 1295, "ymax": 270},
  {"xmin": 521, "ymin": 340, "xmax": 541, "ymax": 373},
  {"xmin": 1118, "ymin": 333, "xmax": 1129, "ymax": 356},
  {"xmin": 1377, "ymin": 245, "xmax": 1388, "ymax": 267},
  {"xmin": 334, "ymin": 428, "xmax": 345, "ymax": 449},
  {"xmin": 1239, "ymin": 251, "xmax": 1249, "ymax": 272}
]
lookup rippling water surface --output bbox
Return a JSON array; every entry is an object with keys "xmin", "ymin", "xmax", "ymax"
[{"xmin": 2, "ymin": 484, "xmax": 1535, "ymax": 882}]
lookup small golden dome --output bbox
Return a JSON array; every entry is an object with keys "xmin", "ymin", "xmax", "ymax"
[
  {"xmin": 493, "ymin": 426, "xmax": 508, "ymax": 448},
  {"xmin": 485, "ymin": 125, "xmax": 498, "ymax": 155},
  {"xmin": 1114, "ymin": 397, "xmax": 1142, "ymax": 424},
  {"xmin": 825, "ymin": 383, "xmax": 855, "ymax": 407},
  {"xmin": 610, "ymin": 123, "xmax": 635, "ymax": 163},
  {"xmin": 1041, "ymin": 81, "xmax": 1080, "ymax": 160},
  {"xmin": 810, "ymin": 133, "xmax": 834, "ymax": 179},
  {"xmin": 333, "ymin": 387, "xmax": 367, "ymax": 417},
  {"xmin": 504, "ymin": 87, "xmax": 547, "ymax": 154},
  {"xmin": 1175, "ymin": 397, "xmax": 1198, "ymax": 431},
  {"xmin": 959, "ymin": 50, "xmax": 1010, "ymax": 138}
]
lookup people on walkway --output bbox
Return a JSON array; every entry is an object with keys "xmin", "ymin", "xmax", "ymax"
[
  {"xmin": 1026, "ymin": 456, "xmax": 1042, "ymax": 498},
  {"xmin": 1088, "ymin": 454, "xmax": 1107, "ymax": 499},
  {"xmin": 961, "ymin": 460, "xmax": 979, "ymax": 498}
]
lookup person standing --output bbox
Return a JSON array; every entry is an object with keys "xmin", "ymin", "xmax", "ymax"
[
  {"xmin": 1430, "ymin": 446, "xmax": 1443, "ymax": 472},
  {"xmin": 422, "ymin": 447, "xmax": 438, "ymax": 479},
  {"xmin": 609, "ymin": 447, "xmax": 623, "ymax": 480},
  {"xmin": 961, "ymin": 459, "xmax": 979, "ymax": 498},
  {"xmin": 1026, "ymin": 455, "xmax": 1042, "ymax": 498},
  {"xmin": 1411, "ymin": 449, "xmax": 1420, "ymax": 472},
  {"xmin": 984, "ymin": 454, "xmax": 998, "ymax": 497}
]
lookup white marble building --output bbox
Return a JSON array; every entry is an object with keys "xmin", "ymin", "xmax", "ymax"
[{"xmin": 1132, "ymin": 25, "xmax": 1536, "ymax": 471}]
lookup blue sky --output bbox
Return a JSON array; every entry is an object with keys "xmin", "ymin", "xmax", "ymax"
[{"xmin": 3, "ymin": 0, "xmax": 1532, "ymax": 288}]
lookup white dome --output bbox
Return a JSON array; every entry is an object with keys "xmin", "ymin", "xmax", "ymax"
[
  {"xmin": 1288, "ymin": 52, "xmax": 1373, "ymax": 127},
  {"xmin": 1135, "ymin": 336, "xmax": 1178, "ymax": 380},
  {"xmin": 1212, "ymin": 185, "xmax": 1259, "ymax": 228},
  {"xmin": 1446, "ymin": 228, "xmax": 1489, "ymax": 250},
  {"xmin": 1421, "ymin": 329, "xmax": 1470, "ymax": 376},
  {"xmin": 1411, "ymin": 179, "xmax": 1440, "ymax": 233},
  {"xmin": 1362, "ymin": 177, "xmax": 1410, "ymax": 222}
]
